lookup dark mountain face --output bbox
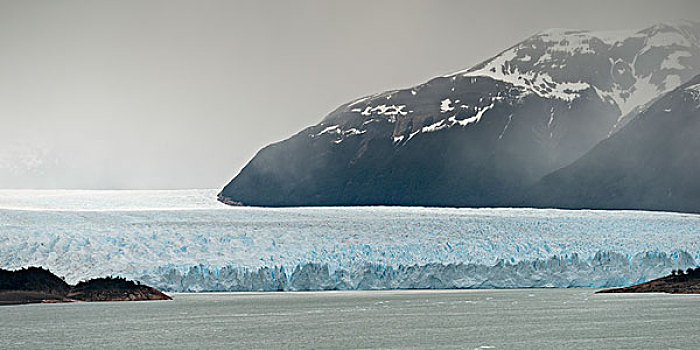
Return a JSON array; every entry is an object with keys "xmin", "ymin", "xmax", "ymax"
[
  {"xmin": 220, "ymin": 22, "xmax": 700, "ymax": 207},
  {"xmin": 530, "ymin": 75, "xmax": 700, "ymax": 213}
]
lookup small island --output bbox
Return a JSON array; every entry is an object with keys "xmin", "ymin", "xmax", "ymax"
[
  {"xmin": 0, "ymin": 266, "xmax": 171, "ymax": 305},
  {"xmin": 598, "ymin": 267, "xmax": 700, "ymax": 294}
]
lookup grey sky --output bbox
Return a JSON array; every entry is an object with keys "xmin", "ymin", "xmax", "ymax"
[{"xmin": 1, "ymin": 0, "xmax": 698, "ymax": 189}]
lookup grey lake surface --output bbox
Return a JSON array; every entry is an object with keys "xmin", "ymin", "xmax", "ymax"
[{"xmin": 1, "ymin": 289, "xmax": 699, "ymax": 350}]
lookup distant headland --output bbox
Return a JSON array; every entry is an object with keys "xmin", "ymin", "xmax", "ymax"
[
  {"xmin": 598, "ymin": 267, "xmax": 700, "ymax": 294},
  {"xmin": 0, "ymin": 266, "xmax": 171, "ymax": 305}
]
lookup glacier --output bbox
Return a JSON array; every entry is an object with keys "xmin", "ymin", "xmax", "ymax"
[{"xmin": 0, "ymin": 190, "xmax": 698, "ymax": 292}]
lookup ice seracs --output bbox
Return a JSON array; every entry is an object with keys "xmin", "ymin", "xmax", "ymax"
[
  {"xmin": 145, "ymin": 250, "xmax": 697, "ymax": 292},
  {"xmin": 2, "ymin": 191, "xmax": 699, "ymax": 292}
]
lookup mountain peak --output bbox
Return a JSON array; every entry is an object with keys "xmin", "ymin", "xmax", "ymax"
[
  {"xmin": 446, "ymin": 22, "xmax": 700, "ymax": 116},
  {"xmin": 220, "ymin": 24, "xmax": 700, "ymax": 209}
]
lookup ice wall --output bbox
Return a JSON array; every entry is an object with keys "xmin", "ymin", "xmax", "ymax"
[
  {"xmin": 139, "ymin": 251, "xmax": 696, "ymax": 292},
  {"xmin": 1, "ymin": 191, "xmax": 698, "ymax": 291}
]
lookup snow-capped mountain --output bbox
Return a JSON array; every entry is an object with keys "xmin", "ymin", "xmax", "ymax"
[
  {"xmin": 220, "ymin": 22, "xmax": 700, "ymax": 207},
  {"xmin": 531, "ymin": 74, "xmax": 700, "ymax": 213}
]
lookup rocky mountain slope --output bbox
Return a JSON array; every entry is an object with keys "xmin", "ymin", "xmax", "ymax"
[
  {"xmin": 531, "ymin": 74, "xmax": 700, "ymax": 213},
  {"xmin": 220, "ymin": 22, "xmax": 700, "ymax": 207}
]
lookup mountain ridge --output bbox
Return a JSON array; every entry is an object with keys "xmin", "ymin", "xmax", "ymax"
[
  {"xmin": 529, "ymin": 74, "xmax": 700, "ymax": 213},
  {"xmin": 219, "ymin": 22, "xmax": 700, "ymax": 209}
]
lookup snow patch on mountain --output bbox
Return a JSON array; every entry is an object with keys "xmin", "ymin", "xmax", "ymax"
[
  {"xmin": 440, "ymin": 98, "xmax": 455, "ymax": 113},
  {"xmin": 314, "ymin": 124, "xmax": 368, "ymax": 144},
  {"xmin": 318, "ymin": 125, "xmax": 341, "ymax": 135},
  {"xmin": 447, "ymin": 45, "xmax": 591, "ymax": 103},
  {"xmin": 450, "ymin": 102, "xmax": 495, "ymax": 127},
  {"xmin": 311, "ymin": 22, "xmax": 699, "ymax": 149},
  {"xmin": 663, "ymin": 51, "xmax": 693, "ymax": 70},
  {"xmin": 644, "ymin": 29, "xmax": 694, "ymax": 50},
  {"xmin": 686, "ymin": 83, "xmax": 700, "ymax": 93},
  {"xmin": 599, "ymin": 75, "xmax": 662, "ymax": 120},
  {"xmin": 685, "ymin": 83, "xmax": 700, "ymax": 105},
  {"xmin": 351, "ymin": 104, "xmax": 408, "ymax": 117},
  {"xmin": 444, "ymin": 23, "xmax": 699, "ymax": 116}
]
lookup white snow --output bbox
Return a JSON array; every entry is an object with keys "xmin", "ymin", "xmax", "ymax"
[
  {"xmin": 316, "ymin": 125, "xmax": 367, "ymax": 144},
  {"xmin": 343, "ymin": 128, "xmax": 366, "ymax": 136},
  {"xmin": 535, "ymin": 29, "xmax": 597, "ymax": 56},
  {"xmin": 662, "ymin": 51, "xmax": 693, "ymax": 70},
  {"xmin": 406, "ymin": 129, "xmax": 421, "ymax": 142},
  {"xmin": 421, "ymin": 120, "xmax": 447, "ymax": 133},
  {"xmin": 498, "ymin": 114, "xmax": 514, "ymax": 140},
  {"xmin": 547, "ymin": 107, "xmax": 555, "ymax": 128},
  {"xmin": 686, "ymin": 83, "xmax": 700, "ymax": 94},
  {"xmin": 455, "ymin": 51, "xmax": 591, "ymax": 103},
  {"xmin": 663, "ymin": 75, "xmax": 682, "ymax": 90},
  {"xmin": 685, "ymin": 83, "xmax": 700, "ymax": 103},
  {"xmin": 590, "ymin": 29, "xmax": 636, "ymax": 46},
  {"xmin": 441, "ymin": 23, "xmax": 698, "ymax": 117},
  {"xmin": 440, "ymin": 99, "xmax": 455, "ymax": 113},
  {"xmin": 331, "ymin": 23, "xmax": 698, "ymax": 148},
  {"xmin": 354, "ymin": 104, "xmax": 407, "ymax": 117},
  {"xmin": 643, "ymin": 30, "xmax": 693, "ymax": 51},
  {"xmin": 450, "ymin": 103, "xmax": 495, "ymax": 127},
  {"xmin": 419, "ymin": 102, "xmax": 497, "ymax": 136},
  {"xmin": 348, "ymin": 96, "xmax": 371, "ymax": 108},
  {"xmin": 318, "ymin": 125, "xmax": 341, "ymax": 135},
  {"xmin": 598, "ymin": 75, "xmax": 665, "ymax": 117}
]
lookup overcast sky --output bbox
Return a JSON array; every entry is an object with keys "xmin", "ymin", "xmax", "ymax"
[{"xmin": 1, "ymin": 0, "xmax": 698, "ymax": 189}]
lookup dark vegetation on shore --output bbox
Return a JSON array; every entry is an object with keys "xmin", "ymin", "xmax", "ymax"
[
  {"xmin": 0, "ymin": 266, "xmax": 171, "ymax": 305},
  {"xmin": 598, "ymin": 267, "xmax": 700, "ymax": 294}
]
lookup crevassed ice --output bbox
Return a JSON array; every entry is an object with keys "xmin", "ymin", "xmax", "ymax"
[{"xmin": 0, "ymin": 190, "xmax": 698, "ymax": 292}]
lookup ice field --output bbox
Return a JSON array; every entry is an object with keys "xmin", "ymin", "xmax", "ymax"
[{"xmin": 0, "ymin": 190, "xmax": 698, "ymax": 291}]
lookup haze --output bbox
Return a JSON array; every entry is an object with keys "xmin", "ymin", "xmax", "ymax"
[{"xmin": 1, "ymin": 0, "xmax": 698, "ymax": 189}]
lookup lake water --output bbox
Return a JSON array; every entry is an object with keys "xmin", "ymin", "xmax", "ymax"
[{"xmin": 1, "ymin": 289, "xmax": 699, "ymax": 349}]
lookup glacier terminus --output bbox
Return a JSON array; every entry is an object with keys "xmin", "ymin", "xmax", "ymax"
[{"xmin": 1, "ymin": 190, "xmax": 697, "ymax": 292}]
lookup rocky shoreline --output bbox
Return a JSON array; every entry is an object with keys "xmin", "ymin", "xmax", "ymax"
[
  {"xmin": 598, "ymin": 267, "xmax": 700, "ymax": 294},
  {"xmin": 0, "ymin": 267, "xmax": 171, "ymax": 305}
]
